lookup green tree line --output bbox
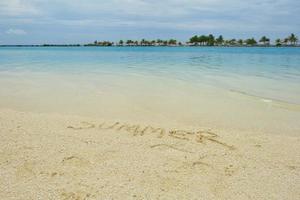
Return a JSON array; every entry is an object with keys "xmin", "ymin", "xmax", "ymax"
[
  {"xmin": 86, "ymin": 33, "xmax": 298, "ymax": 47},
  {"xmin": 188, "ymin": 33, "xmax": 298, "ymax": 46}
]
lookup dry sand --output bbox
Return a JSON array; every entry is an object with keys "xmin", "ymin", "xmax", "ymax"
[{"xmin": 0, "ymin": 108, "xmax": 299, "ymax": 200}]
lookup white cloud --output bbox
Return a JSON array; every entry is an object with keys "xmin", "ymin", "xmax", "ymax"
[
  {"xmin": 0, "ymin": 0, "xmax": 40, "ymax": 16},
  {"xmin": 6, "ymin": 28, "xmax": 27, "ymax": 35},
  {"xmin": 46, "ymin": 0, "xmax": 299, "ymax": 18},
  {"xmin": 1, "ymin": 0, "xmax": 299, "ymax": 24},
  {"xmin": 0, "ymin": 0, "xmax": 299, "ymax": 43}
]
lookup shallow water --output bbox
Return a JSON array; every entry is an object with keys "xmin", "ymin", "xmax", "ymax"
[
  {"xmin": 0, "ymin": 47, "xmax": 300, "ymax": 134},
  {"xmin": 1, "ymin": 47, "xmax": 300, "ymax": 103}
]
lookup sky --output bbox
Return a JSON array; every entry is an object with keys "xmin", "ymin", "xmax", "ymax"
[{"xmin": 0, "ymin": 0, "xmax": 299, "ymax": 44}]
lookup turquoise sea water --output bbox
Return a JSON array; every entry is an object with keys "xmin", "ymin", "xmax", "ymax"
[{"xmin": 1, "ymin": 47, "xmax": 300, "ymax": 104}]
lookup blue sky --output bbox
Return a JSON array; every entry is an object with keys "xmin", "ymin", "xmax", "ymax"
[{"xmin": 0, "ymin": 0, "xmax": 299, "ymax": 44}]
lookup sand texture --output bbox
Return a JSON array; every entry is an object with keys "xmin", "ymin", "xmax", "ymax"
[{"xmin": 0, "ymin": 108, "xmax": 299, "ymax": 200}]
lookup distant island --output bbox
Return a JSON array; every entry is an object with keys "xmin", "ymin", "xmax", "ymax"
[{"xmin": 1, "ymin": 33, "xmax": 298, "ymax": 47}]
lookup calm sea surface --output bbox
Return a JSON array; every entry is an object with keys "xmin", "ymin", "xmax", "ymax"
[
  {"xmin": 1, "ymin": 47, "xmax": 299, "ymax": 104},
  {"xmin": 1, "ymin": 46, "xmax": 300, "ymax": 134}
]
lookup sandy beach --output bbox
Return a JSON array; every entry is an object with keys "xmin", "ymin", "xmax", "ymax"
[
  {"xmin": 1, "ymin": 108, "xmax": 299, "ymax": 199},
  {"xmin": 1, "ymin": 0, "xmax": 300, "ymax": 198}
]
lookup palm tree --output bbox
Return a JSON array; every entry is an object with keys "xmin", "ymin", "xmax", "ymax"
[
  {"xmin": 171, "ymin": 39, "xmax": 178, "ymax": 45},
  {"xmin": 245, "ymin": 38, "xmax": 257, "ymax": 46},
  {"xmin": 119, "ymin": 40, "xmax": 124, "ymax": 46},
  {"xmin": 288, "ymin": 33, "xmax": 298, "ymax": 45},
  {"xmin": 207, "ymin": 34, "xmax": 215, "ymax": 46},
  {"xmin": 275, "ymin": 39, "xmax": 281, "ymax": 46},
  {"xmin": 216, "ymin": 35, "xmax": 224, "ymax": 46},
  {"xmin": 229, "ymin": 39, "xmax": 236, "ymax": 46},
  {"xmin": 156, "ymin": 39, "xmax": 163, "ymax": 46},
  {"xmin": 266, "ymin": 37, "xmax": 270, "ymax": 45},
  {"xmin": 197, "ymin": 35, "xmax": 207, "ymax": 45},
  {"xmin": 189, "ymin": 35, "xmax": 199, "ymax": 45},
  {"xmin": 168, "ymin": 39, "xmax": 177, "ymax": 46},
  {"xmin": 140, "ymin": 39, "xmax": 145, "ymax": 46},
  {"xmin": 237, "ymin": 39, "xmax": 243, "ymax": 46},
  {"xmin": 259, "ymin": 36, "xmax": 270, "ymax": 45},
  {"xmin": 126, "ymin": 40, "xmax": 133, "ymax": 46}
]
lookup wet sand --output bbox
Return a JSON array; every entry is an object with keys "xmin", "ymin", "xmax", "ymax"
[{"xmin": 0, "ymin": 108, "xmax": 299, "ymax": 199}]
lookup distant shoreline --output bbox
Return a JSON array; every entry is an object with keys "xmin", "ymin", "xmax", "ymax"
[
  {"xmin": 1, "ymin": 45, "xmax": 300, "ymax": 48},
  {"xmin": 1, "ymin": 33, "xmax": 298, "ymax": 48}
]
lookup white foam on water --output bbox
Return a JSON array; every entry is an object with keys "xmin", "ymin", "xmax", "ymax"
[{"xmin": 261, "ymin": 99, "xmax": 273, "ymax": 103}]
